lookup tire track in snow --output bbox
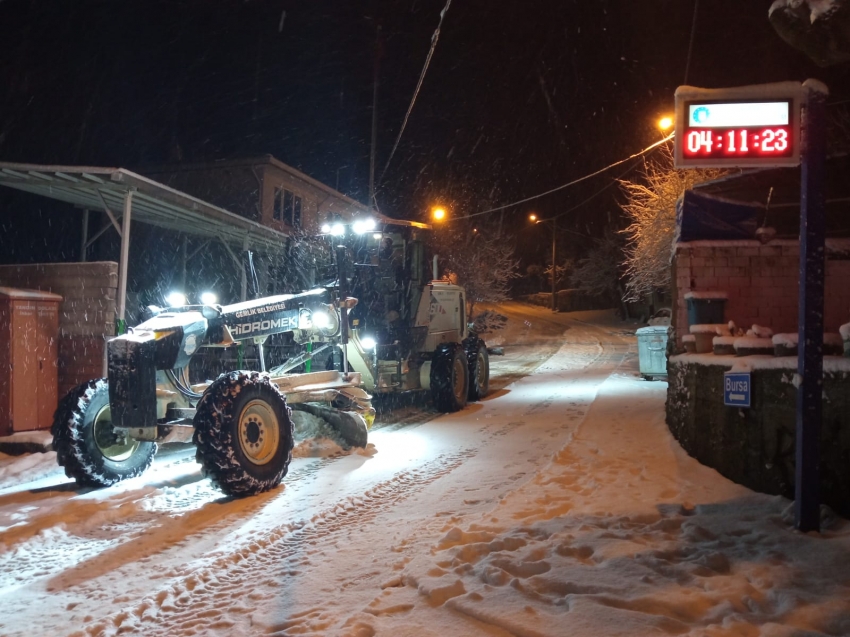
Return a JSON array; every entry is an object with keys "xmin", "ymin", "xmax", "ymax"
[
  {"xmin": 0, "ymin": 448, "xmax": 354, "ymax": 604},
  {"xmin": 18, "ymin": 314, "xmax": 629, "ymax": 634},
  {"xmin": 75, "ymin": 449, "xmax": 477, "ymax": 637}
]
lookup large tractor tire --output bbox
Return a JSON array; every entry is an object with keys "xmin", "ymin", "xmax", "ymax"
[
  {"xmin": 430, "ymin": 343, "xmax": 469, "ymax": 413},
  {"xmin": 465, "ymin": 337, "xmax": 490, "ymax": 401},
  {"xmin": 52, "ymin": 378, "xmax": 157, "ymax": 487},
  {"xmin": 193, "ymin": 371, "xmax": 294, "ymax": 497}
]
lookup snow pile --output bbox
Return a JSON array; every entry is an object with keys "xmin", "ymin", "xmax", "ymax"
[
  {"xmin": 749, "ymin": 324, "xmax": 774, "ymax": 338},
  {"xmin": 773, "ymin": 332, "xmax": 799, "ymax": 347},
  {"xmin": 770, "ymin": 0, "xmax": 841, "ymax": 23},
  {"xmin": 684, "ymin": 291, "xmax": 728, "ymax": 300},
  {"xmin": 290, "ymin": 409, "xmax": 351, "ymax": 457},
  {"xmin": 689, "ymin": 324, "xmax": 731, "ymax": 335},
  {"xmin": 712, "ymin": 336, "xmax": 737, "ymax": 345},
  {"xmin": 0, "ymin": 450, "xmax": 60, "ymax": 491},
  {"xmin": 734, "ymin": 337, "xmax": 774, "ymax": 349}
]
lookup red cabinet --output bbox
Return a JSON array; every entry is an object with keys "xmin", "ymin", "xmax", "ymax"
[{"xmin": 0, "ymin": 287, "xmax": 63, "ymax": 435}]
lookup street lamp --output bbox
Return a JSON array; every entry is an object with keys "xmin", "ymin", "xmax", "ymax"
[
  {"xmin": 529, "ymin": 214, "xmax": 558, "ymax": 312},
  {"xmin": 658, "ymin": 115, "xmax": 674, "ymax": 131},
  {"xmin": 432, "ymin": 207, "xmax": 447, "ymax": 222}
]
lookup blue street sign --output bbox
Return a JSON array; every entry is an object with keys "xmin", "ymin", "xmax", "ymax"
[{"xmin": 724, "ymin": 372, "xmax": 751, "ymax": 407}]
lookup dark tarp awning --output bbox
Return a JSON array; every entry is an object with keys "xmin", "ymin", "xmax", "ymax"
[
  {"xmin": 676, "ymin": 190, "xmax": 760, "ymax": 242},
  {"xmin": 689, "ymin": 154, "xmax": 850, "ymax": 239}
]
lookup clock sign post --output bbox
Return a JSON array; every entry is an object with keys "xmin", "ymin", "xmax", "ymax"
[
  {"xmin": 674, "ymin": 82, "xmax": 804, "ymax": 168},
  {"xmin": 675, "ymin": 80, "xmax": 829, "ymax": 533}
]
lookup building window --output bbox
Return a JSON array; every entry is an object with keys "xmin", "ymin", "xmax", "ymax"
[
  {"xmin": 293, "ymin": 195, "xmax": 302, "ymax": 228},
  {"xmin": 274, "ymin": 187, "xmax": 303, "ymax": 228},
  {"xmin": 273, "ymin": 187, "xmax": 283, "ymax": 221},
  {"xmin": 283, "ymin": 190, "xmax": 294, "ymax": 226}
]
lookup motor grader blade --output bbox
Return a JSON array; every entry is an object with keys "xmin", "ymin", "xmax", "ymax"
[
  {"xmin": 267, "ymin": 369, "xmax": 373, "ymax": 449},
  {"xmin": 290, "ymin": 404, "xmax": 369, "ymax": 449}
]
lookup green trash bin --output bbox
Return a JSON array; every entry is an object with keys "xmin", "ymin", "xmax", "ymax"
[
  {"xmin": 684, "ymin": 292, "xmax": 727, "ymax": 326},
  {"xmin": 636, "ymin": 325, "xmax": 669, "ymax": 380}
]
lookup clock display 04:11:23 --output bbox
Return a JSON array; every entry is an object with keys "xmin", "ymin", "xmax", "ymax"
[{"xmin": 684, "ymin": 128, "xmax": 791, "ymax": 157}]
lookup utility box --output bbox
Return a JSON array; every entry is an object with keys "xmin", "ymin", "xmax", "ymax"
[
  {"xmin": 684, "ymin": 291, "xmax": 727, "ymax": 327},
  {"xmin": 636, "ymin": 325, "xmax": 670, "ymax": 380},
  {"xmin": 0, "ymin": 287, "xmax": 63, "ymax": 435}
]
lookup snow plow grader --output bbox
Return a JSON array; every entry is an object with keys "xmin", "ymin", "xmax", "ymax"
[
  {"xmin": 52, "ymin": 218, "xmax": 489, "ymax": 498},
  {"xmin": 52, "ymin": 288, "xmax": 374, "ymax": 497},
  {"xmin": 333, "ymin": 219, "xmax": 490, "ymax": 412}
]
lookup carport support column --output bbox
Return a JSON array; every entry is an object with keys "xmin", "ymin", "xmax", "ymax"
[
  {"xmin": 551, "ymin": 215, "xmax": 557, "ymax": 312},
  {"xmin": 117, "ymin": 191, "xmax": 133, "ymax": 330},
  {"xmin": 80, "ymin": 209, "xmax": 89, "ymax": 262},
  {"xmin": 181, "ymin": 234, "xmax": 188, "ymax": 291},
  {"xmin": 240, "ymin": 236, "xmax": 249, "ymax": 301}
]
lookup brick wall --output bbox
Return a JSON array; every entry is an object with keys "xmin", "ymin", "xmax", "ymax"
[
  {"xmin": 0, "ymin": 262, "xmax": 118, "ymax": 401},
  {"xmin": 673, "ymin": 239, "xmax": 850, "ymax": 348}
]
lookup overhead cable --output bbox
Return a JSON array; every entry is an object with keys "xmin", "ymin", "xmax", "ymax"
[
  {"xmin": 683, "ymin": 0, "xmax": 700, "ymax": 85},
  {"xmin": 551, "ymin": 156, "xmax": 647, "ymax": 221},
  {"xmin": 452, "ymin": 133, "xmax": 675, "ymax": 220},
  {"xmin": 378, "ymin": 0, "xmax": 452, "ymax": 186}
]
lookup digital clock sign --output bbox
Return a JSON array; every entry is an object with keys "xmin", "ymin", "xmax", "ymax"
[{"xmin": 674, "ymin": 83, "xmax": 803, "ymax": 168}]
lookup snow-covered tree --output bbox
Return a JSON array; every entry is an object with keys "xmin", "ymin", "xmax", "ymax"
[
  {"xmin": 619, "ymin": 148, "xmax": 727, "ymax": 301},
  {"xmin": 770, "ymin": 0, "xmax": 850, "ymax": 66},
  {"xmin": 435, "ymin": 223, "xmax": 519, "ymax": 319},
  {"xmin": 570, "ymin": 231, "xmax": 626, "ymax": 304},
  {"xmin": 543, "ymin": 257, "xmax": 575, "ymax": 292},
  {"xmin": 526, "ymin": 264, "xmax": 544, "ymax": 291}
]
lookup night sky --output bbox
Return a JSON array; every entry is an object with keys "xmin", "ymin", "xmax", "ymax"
[{"xmin": 1, "ymin": 0, "xmax": 848, "ymax": 265}]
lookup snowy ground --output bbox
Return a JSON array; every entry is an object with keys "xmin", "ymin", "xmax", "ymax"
[{"xmin": 1, "ymin": 302, "xmax": 848, "ymax": 636}]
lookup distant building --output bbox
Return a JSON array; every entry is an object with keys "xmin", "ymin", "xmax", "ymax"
[{"xmin": 141, "ymin": 155, "xmax": 372, "ymax": 235}]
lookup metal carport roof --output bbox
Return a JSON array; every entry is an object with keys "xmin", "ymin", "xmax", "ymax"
[
  {"xmin": 0, "ymin": 162, "xmax": 289, "ymax": 252},
  {"xmin": 0, "ymin": 162, "xmax": 292, "ymax": 320}
]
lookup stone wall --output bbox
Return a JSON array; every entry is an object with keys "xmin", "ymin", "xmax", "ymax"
[
  {"xmin": 673, "ymin": 239, "xmax": 850, "ymax": 349},
  {"xmin": 0, "ymin": 262, "xmax": 118, "ymax": 402},
  {"xmin": 667, "ymin": 357, "xmax": 850, "ymax": 518},
  {"xmin": 520, "ymin": 289, "xmax": 615, "ymax": 313}
]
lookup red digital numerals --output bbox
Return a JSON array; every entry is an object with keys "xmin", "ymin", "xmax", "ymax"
[{"xmin": 683, "ymin": 127, "xmax": 791, "ymax": 158}]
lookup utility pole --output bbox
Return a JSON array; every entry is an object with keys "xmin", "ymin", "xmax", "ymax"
[
  {"xmin": 368, "ymin": 25, "xmax": 382, "ymax": 210},
  {"xmin": 551, "ymin": 216, "xmax": 557, "ymax": 312}
]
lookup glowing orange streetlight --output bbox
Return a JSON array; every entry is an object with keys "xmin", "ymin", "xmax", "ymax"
[
  {"xmin": 658, "ymin": 116, "xmax": 674, "ymax": 131},
  {"xmin": 432, "ymin": 206, "xmax": 447, "ymax": 222},
  {"xmin": 528, "ymin": 213, "xmax": 538, "ymax": 222}
]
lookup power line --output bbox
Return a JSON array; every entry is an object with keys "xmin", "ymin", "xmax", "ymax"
[
  {"xmin": 683, "ymin": 0, "xmax": 699, "ymax": 85},
  {"xmin": 551, "ymin": 156, "xmax": 647, "ymax": 221},
  {"xmin": 377, "ymin": 0, "xmax": 452, "ymax": 186},
  {"xmin": 452, "ymin": 133, "xmax": 674, "ymax": 220}
]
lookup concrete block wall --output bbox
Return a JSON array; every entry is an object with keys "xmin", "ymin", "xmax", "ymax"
[
  {"xmin": 667, "ymin": 359, "xmax": 850, "ymax": 518},
  {"xmin": 0, "ymin": 262, "xmax": 118, "ymax": 401},
  {"xmin": 673, "ymin": 239, "xmax": 850, "ymax": 348}
]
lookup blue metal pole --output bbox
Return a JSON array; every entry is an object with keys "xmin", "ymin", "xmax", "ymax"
[{"xmin": 795, "ymin": 79, "xmax": 829, "ymax": 533}]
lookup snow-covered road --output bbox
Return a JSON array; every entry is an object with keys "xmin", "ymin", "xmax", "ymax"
[{"xmin": 1, "ymin": 303, "xmax": 849, "ymax": 636}]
